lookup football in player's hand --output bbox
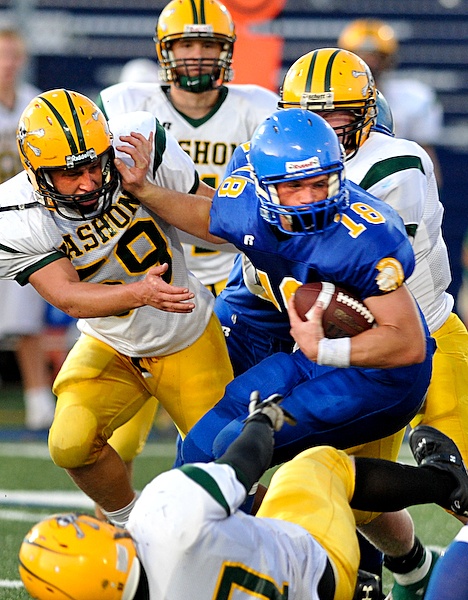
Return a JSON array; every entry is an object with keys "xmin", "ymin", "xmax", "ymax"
[{"xmin": 294, "ymin": 282, "xmax": 375, "ymax": 338}]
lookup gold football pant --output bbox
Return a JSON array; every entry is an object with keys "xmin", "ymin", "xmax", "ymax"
[
  {"xmin": 258, "ymin": 446, "xmax": 359, "ymax": 600},
  {"xmin": 344, "ymin": 312, "xmax": 468, "ymax": 525},
  {"xmin": 411, "ymin": 312, "xmax": 468, "ymax": 463},
  {"xmin": 49, "ymin": 314, "xmax": 233, "ymax": 468}
]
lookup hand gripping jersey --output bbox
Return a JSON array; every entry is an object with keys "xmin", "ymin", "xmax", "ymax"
[
  {"xmin": 128, "ymin": 461, "xmax": 329, "ymax": 600},
  {"xmin": 0, "ymin": 111, "xmax": 214, "ymax": 357},
  {"xmin": 97, "ymin": 82, "xmax": 279, "ymax": 285}
]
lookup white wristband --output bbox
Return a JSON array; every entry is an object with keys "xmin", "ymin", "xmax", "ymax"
[{"xmin": 317, "ymin": 337, "xmax": 351, "ymax": 368}]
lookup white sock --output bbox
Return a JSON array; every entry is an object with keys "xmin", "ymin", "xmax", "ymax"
[
  {"xmin": 24, "ymin": 387, "xmax": 55, "ymax": 429},
  {"xmin": 101, "ymin": 494, "xmax": 138, "ymax": 528},
  {"xmin": 393, "ymin": 548, "xmax": 432, "ymax": 586}
]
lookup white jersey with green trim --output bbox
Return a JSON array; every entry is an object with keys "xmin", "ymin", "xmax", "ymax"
[
  {"xmin": 98, "ymin": 82, "xmax": 279, "ymax": 285},
  {"xmin": 0, "ymin": 111, "xmax": 214, "ymax": 357},
  {"xmin": 347, "ymin": 131, "xmax": 453, "ymax": 333},
  {"xmin": 128, "ymin": 461, "xmax": 328, "ymax": 600},
  {"xmin": 0, "ymin": 81, "xmax": 40, "ymax": 183}
]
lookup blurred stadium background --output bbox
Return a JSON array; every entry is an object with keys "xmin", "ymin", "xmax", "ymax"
[
  {"xmin": 0, "ymin": 3, "xmax": 467, "ymax": 594},
  {"xmin": 0, "ymin": 0, "xmax": 466, "ymax": 300},
  {"xmin": 0, "ymin": 0, "xmax": 467, "ymax": 403}
]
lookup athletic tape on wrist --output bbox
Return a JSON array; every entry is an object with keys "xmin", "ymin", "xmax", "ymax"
[{"xmin": 317, "ymin": 337, "xmax": 351, "ymax": 368}]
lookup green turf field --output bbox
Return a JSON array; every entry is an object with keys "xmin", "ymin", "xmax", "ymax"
[{"xmin": 0, "ymin": 383, "xmax": 463, "ymax": 599}]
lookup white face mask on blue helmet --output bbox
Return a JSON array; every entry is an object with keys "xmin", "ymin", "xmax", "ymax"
[{"xmin": 250, "ymin": 109, "xmax": 349, "ymax": 235}]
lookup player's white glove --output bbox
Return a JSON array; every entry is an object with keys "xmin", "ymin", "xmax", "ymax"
[{"xmin": 244, "ymin": 390, "xmax": 297, "ymax": 432}]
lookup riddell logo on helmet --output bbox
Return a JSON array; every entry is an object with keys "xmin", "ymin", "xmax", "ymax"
[
  {"xmin": 184, "ymin": 24, "xmax": 214, "ymax": 34},
  {"xmin": 301, "ymin": 92, "xmax": 334, "ymax": 109},
  {"xmin": 285, "ymin": 156, "xmax": 321, "ymax": 172},
  {"xmin": 65, "ymin": 149, "xmax": 97, "ymax": 169}
]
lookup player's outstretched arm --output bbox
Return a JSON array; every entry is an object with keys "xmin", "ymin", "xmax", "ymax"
[
  {"xmin": 115, "ymin": 132, "xmax": 226, "ymax": 245},
  {"xmin": 29, "ymin": 258, "xmax": 196, "ymax": 318}
]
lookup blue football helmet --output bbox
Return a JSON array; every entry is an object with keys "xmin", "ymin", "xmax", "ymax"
[
  {"xmin": 371, "ymin": 90, "xmax": 395, "ymax": 137},
  {"xmin": 250, "ymin": 109, "xmax": 348, "ymax": 235}
]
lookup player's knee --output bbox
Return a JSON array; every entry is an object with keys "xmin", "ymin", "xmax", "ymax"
[{"xmin": 48, "ymin": 405, "xmax": 100, "ymax": 468}]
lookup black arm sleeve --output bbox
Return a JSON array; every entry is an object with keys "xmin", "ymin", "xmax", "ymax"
[{"xmin": 216, "ymin": 415, "xmax": 274, "ymax": 493}]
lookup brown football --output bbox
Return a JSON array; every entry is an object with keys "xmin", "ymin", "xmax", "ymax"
[{"xmin": 294, "ymin": 282, "xmax": 375, "ymax": 338}]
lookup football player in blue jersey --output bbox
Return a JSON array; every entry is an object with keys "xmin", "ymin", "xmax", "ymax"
[
  {"xmin": 219, "ymin": 48, "xmax": 465, "ymax": 600},
  {"xmin": 214, "ymin": 77, "xmax": 397, "ymax": 380},
  {"xmin": 121, "ymin": 108, "xmax": 434, "ymax": 476}
]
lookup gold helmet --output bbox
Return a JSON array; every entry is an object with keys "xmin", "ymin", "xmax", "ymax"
[
  {"xmin": 17, "ymin": 89, "xmax": 118, "ymax": 221},
  {"xmin": 19, "ymin": 513, "xmax": 141, "ymax": 600},
  {"xmin": 338, "ymin": 18, "xmax": 399, "ymax": 57},
  {"xmin": 279, "ymin": 48, "xmax": 377, "ymax": 158},
  {"xmin": 155, "ymin": 0, "xmax": 236, "ymax": 93}
]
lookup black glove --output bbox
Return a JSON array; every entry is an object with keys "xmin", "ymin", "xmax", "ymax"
[{"xmin": 244, "ymin": 390, "xmax": 297, "ymax": 432}]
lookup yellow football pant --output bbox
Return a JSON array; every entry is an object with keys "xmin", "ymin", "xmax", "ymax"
[
  {"xmin": 205, "ymin": 277, "xmax": 229, "ymax": 298},
  {"xmin": 258, "ymin": 446, "xmax": 358, "ymax": 600},
  {"xmin": 49, "ymin": 314, "xmax": 233, "ymax": 468},
  {"xmin": 345, "ymin": 312, "xmax": 468, "ymax": 525},
  {"xmin": 411, "ymin": 312, "xmax": 468, "ymax": 462}
]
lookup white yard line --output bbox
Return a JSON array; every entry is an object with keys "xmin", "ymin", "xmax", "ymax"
[
  {"xmin": 0, "ymin": 440, "xmax": 176, "ymax": 459},
  {"xmin": 0, "ymin": 440, "xmax": 176, "ymax": 514},
  {"xmin": 0, "ymin": 580, "xmax": 23, "ymax": 589},
  {"xmin": 0, "ymin": 490, "xmax": 93, "ymax": 509},
  {"xmin": 0, "ymin": 507, "xmax": 54, "ymax": 522}
]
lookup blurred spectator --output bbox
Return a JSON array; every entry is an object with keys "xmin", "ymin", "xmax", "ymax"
[
  {"xmin": 118, "ymin": 58, "xmax": 160, "ymax": 83},
  {"xmin": 0, "ymin": 26, "xmax": 56, "ymax": 430},
  {"xmin": 338, "ymin": 18, "xmax": 444, "ymax": 183}
]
